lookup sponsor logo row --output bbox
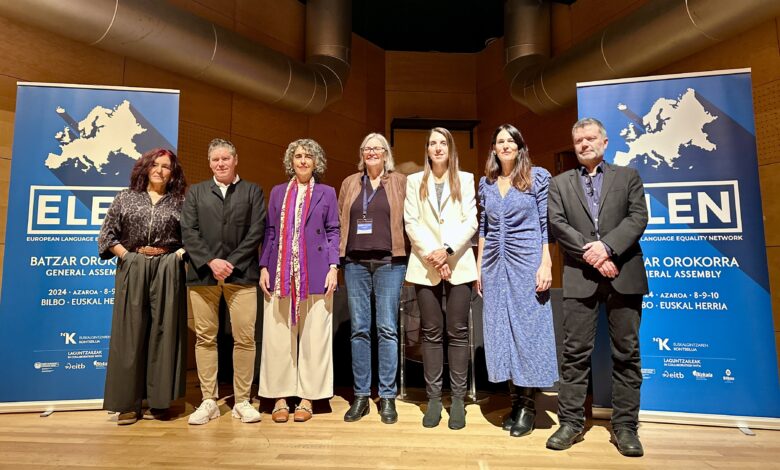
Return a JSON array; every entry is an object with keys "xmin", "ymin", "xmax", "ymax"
[
  {"xmin": 642, "ymin": 367, "xmax": 735, "ymax": 383},
  {"xmin": 33, "ymin": 360, "xmax": 107, "ymax": 372}
]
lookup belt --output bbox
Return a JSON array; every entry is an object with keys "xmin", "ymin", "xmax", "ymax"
[{"xmin": 135, "ymin": 246, "xmax": 170, "ymax": 257}]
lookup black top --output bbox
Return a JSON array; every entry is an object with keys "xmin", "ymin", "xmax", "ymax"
[
  {"xmin": 181, "ymin": 178, "xmax": 266, "ymax": 285},
  {"xmin": 98, "ymin": 189, "xmax": 184, "ymax": 259},
  {"xmin": 346, "ymin": 182, "xmax": 392, "ymax": 261}
]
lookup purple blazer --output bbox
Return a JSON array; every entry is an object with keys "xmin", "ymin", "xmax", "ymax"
[{"xmin": 259, "ymin": 182, "xmax": 340, "ymax": 295}]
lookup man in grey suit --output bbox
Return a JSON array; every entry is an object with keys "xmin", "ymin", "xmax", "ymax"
[
  {"xmin": 546, "ymin": 118, "xmax": 648, "ymax": 457},
  {"xmin": 182, "ymin": 138, "xmax": 266, "ymax": 425}
]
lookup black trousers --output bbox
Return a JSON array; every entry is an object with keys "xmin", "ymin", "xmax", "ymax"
[
  {"xmin": 103, "ymin": 253, "xmax": 187, "ymax": 413},
  {"xmin": 415, "ymin": 282, "xmax": 472, "ymax": 399},
  {"xmin": 557, "ymin": 281, "xmax": 642, "ymax": 432}
]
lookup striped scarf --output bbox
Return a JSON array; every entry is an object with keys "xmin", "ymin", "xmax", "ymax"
[{"xmin": 273, "ymin": 178, "xmax": 314, "ymax": 325}]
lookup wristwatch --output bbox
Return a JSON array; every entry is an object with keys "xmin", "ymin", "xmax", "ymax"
[{"xmin": 444, "ymin": 244, "xmax": 454, "ymax": 256}]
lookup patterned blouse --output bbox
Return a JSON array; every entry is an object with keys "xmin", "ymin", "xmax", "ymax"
[{"xmin": 98, "ymin": 189, "xmax": 185, "ymax": 259}]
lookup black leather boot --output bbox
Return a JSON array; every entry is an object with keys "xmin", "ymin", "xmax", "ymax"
[
  {"xmin": 502, "ymin": 382, "xmax": 520, "ymax": 431},
  {"xmin": 509, "ymin": 387, "xmax": 535, "ymax": 437},
  {"xmin": 344, "ymin": 396, "xmax": 370, "ymax": 422},
  {"xmin": 379, "ymin": 398, "xmax": 398, "ymax": 424}
]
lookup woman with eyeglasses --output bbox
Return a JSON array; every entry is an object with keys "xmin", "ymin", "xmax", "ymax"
[
  {"xmin": 404, "ymin": 127, "xmax": 478, "ymax": 430},
  {"xmin": 338, "ymin": 133, "xmax": 408, "ymax": 425},
  {"xmin": 476, "ymin": 124, "xmax": 558, "ymax": 438}
]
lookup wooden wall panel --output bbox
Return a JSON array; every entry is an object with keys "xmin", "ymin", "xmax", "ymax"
[
  {"xmin": 308, "ymin": 109, "xmax": 368, "ymax": 168},
  {"xmin": 235, "ymin": 0, "xmax": 304, "ymax": 60},
  {"xmin": 0, "ymin": 157, "xmax": 8, "ymax": 242},
  {"xmin": 476, "ymin": 37, "xmax": 504, "ymax": 93},
  {"xmin": 231, "ymin": 95, "xmax": 308, "ymax": 148},
  {"xmin": 364, "ymin": 40, "xmax": 386, "ymax": 133},
  {"xmin": 228, "ymin": 134, "xmax": 287, "ymax": 197},
  {"xmin": 168, "ymin": 0, "xmax": 235, "ymax": 30},
  {"xmin": 755, "ymin": 79, "xmax": 780, "ymax": 166},
  {"xmin": 658, "ymin": 20, "xmax": 780, "ymax": 87},
  {"xmin": 769, "ymin": 248, "xmax": 780, "ymax": 335},
  {"xmin": 123, "ymin": 59, "xmax": 233, "ymax": 133},
  {"xmin": 760, "ymin": 162, "xmax": 780, "ymax": 247},
  {"xmin": 0, "ymin": 75, "xmax": 17, "ymax": 160},
  {"xmin": 0, "ymin": 18, "xmax": 124, "ymax": 87},
  {"xmin": 568, "ymin": 0, "xmax": 648, "ymax": 47},
  {"xmin": 177, "ymin": 121, "xmax": 231, "ymax": 184},
  {"xmin": 550, "ymin": 3, "xmax": 573, "ymax": 56},
  {"xmin": 386, "ymin": 52, "xmax": 476, "ymax": 93},
  {"xmin": 327, "ymin": 35, "xmax": 369, "ymax": 125}
]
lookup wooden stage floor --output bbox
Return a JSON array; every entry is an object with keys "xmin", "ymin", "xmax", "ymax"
[{"xmin": 0, "ymin": 375, "xmax": 778, "ymax": 469}]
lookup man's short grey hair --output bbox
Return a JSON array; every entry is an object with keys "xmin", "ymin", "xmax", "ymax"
[
  {"xmin": 572, "ymin": 117, "xmax": 607, "ymax": 138},
  {"xmin": 207, "ymin": 138, "xmax": 237, "ymax": 159}
]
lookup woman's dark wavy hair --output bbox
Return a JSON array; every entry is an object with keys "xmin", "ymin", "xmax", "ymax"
[
  {"xmin": 485, "ymin": 124, "xmax": 532, "ymax": 192},
  {"xmin": 129, "ymin": 148, "xmax": 187, "ymax": 196}
]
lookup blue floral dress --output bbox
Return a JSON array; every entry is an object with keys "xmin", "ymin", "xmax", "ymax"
[{"xmin": 479, "ymin": 167, "xmax": 558, "ymax": 387}]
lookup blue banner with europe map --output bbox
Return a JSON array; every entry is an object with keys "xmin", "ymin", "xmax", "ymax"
[
  {"xmin": 578, "ymin": 69, "xmax": 780, "ymax": 423},
  {"xmin": 0, "ymin": 83, "xmax": 179, "ymax": 411}
]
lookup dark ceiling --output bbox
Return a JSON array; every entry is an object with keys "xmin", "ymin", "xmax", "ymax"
[{"xmin": 350, "ymin": 0, "xmax": 576, "ymax": 53}]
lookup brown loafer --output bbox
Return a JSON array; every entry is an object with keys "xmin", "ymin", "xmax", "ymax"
[
  {"xmin": 117, "ymin": 410, "xmax": 139, "ymax": 425},
  {"xmin": 294, "ymin": 404, "xmax": 312, "ymax": 422},
  {"xmin": 271, "ymin": 406, "xmax": 290, "ymax": 423}
]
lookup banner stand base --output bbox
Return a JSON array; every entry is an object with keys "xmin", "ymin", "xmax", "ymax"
[
  {"xmin": 593, "ymin": 407, "xmax": 780, "ymax": 430},
  {"xmin": 0, "ymin": 399, "xmax": 103, "ymax": 414}
]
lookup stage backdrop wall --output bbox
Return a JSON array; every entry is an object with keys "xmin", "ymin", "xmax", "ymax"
[
  {"xmin": 0, "ymin": 83, "xmax": 179, "ymax": 412},
  {"xmin": 578, "ymin": 69, "xmax": 780, "ymax": 426}
]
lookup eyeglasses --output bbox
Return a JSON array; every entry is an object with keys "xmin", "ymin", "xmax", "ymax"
[
  {"xmin": 361, "ymin": 147, "xmax": 386, "ymax": 154},
  {"xmin": 584, "ymin": 175, "xmax": 594, "ymax": 197}
]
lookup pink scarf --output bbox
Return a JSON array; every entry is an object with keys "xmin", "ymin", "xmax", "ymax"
[{"xmin": 273, "ymin": 178, "xmax": 314, "ymax": 325}]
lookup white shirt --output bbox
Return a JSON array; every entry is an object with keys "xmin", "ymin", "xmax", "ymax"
[{"xmin": 213, "ymin": 175, "xmax": 241, "ymax": 197}]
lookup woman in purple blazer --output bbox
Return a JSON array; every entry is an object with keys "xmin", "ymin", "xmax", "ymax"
[{"xmin": 258, "ymin": 138, "xmax": 340, "ymax": 423}]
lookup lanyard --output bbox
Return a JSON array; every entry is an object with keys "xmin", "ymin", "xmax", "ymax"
[{"xmin": 362, "ymin": 174, "xmax": 379, "ymax": 217}]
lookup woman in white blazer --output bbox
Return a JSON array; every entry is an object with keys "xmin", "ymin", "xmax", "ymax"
[{"xmin": 404, "ymin": 127, "xmax": 478, "ymax": 430}]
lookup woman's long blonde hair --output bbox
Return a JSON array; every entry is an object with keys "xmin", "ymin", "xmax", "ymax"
[{"xmin": 420, "ymin": 127, "xmax": 462, "ymax": 202}]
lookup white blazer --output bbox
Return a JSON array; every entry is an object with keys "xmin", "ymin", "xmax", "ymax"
[{"xmin": 404, "ymin": 170, "xmax": 478, "ymax": 286}]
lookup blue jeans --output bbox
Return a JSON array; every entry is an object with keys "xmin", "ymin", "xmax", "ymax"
[{"xmin": 344, "ymin": 260, "xmax": 407, "ymax": 398}]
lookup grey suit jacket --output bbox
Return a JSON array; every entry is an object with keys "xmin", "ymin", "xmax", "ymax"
[
  {"xmin": 548, "ymin": 162, "xmax": 648, "ymax": 298},
  {"xmin": 181, "ymin": 178, "xmax": 266, "ymax": 286}
]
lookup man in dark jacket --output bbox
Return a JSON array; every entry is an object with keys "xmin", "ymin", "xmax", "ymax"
[
  {"xmin": 546, "ymin": 118, "xmax": 648, "ymax": 457},
  {"xmin": 182, "ymin": 138, "xmax": 266, "ymax": 425}
]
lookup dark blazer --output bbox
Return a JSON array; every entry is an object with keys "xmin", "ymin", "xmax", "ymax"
[
  {"xmin": 181, "ymin": 178, "xmax": 266, "ymax": 286},
  {"xmin": 548, "ymin": 161, "xmax": 648, "ymax": 298},
  {"xmin": 259, "ymin": 182, "xmax": 340, "ymax": 295}
]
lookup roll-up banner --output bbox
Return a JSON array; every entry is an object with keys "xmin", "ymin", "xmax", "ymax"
[
  {"xmin": 0, "ymin": 83, "xmax": 179, "ymax": 412},
  {"xmin": 577, "ymin": 69, "xmax": 780, "ymax": 428}
]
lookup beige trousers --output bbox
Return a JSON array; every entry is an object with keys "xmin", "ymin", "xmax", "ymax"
[
  {"xmin": 258, "ymin": 294, "xmax": 333, "ymax": 400},
  {"xmin": 189, "ymin": 284, "xmax": 257, "ymax": 402}
]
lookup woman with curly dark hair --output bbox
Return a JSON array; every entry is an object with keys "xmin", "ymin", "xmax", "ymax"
[{"xmin": 98, "ymin": 148, "xmax": 188, "ymax": 425}]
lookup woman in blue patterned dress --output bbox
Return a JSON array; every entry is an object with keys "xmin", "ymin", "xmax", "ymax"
[{"xmin": 476, "ymin": 124, "xmax": 558, "ymax": 438}]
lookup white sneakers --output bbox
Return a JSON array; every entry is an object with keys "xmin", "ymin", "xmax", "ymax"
[
  {"xmin": 188, "ymin": 398, "xmax": 262, "ymax": 425},
  {"xmin": 188, "ymin": 399, "xmax": 220, "ymax": 425},
  {"xmin": 232, "ymin": 400, "xmax": 262, "ymax": 423}
]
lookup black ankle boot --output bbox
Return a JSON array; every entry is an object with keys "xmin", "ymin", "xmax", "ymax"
[
  {"xmin": 502, "ymin": 382, "xmax": 520, "ymax": 431},
  {"xmin": 448, "ymin": 397, "xmax": 466, "ymax": 430},
  {"xmin": 379, "ymin": 398, "xmax": 398, "ymax": 424},
  {"xmin": 344, "ymin": 396, "xmax": 370, "ymax": 422},
  {"xmin": 422, "ymin": 397, "xmax": 442, "ymax": 428},
  {"xmin": 509, "ymin": 387, "xmax": 535, "ymax": 437}
]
